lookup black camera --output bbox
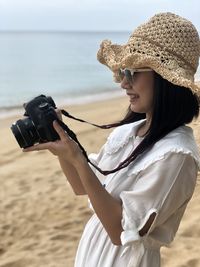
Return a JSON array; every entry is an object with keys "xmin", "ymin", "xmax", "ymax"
[
  {"xmin": 11, "ymin": 95, "xmax": 59, "ymax": 148},
  {"xmin": 10, "ymin": 94, "xmax": 108, "ymax": 174}
]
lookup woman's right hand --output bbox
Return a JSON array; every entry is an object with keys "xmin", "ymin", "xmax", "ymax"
[{"xmin": 23, "ymin": 120, "xmax": 86, "ymax": 166}]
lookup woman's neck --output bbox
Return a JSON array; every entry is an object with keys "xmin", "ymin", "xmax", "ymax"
[{"xmin": 136, "ymin": 114, "xmax": 152, "ymax": 137}]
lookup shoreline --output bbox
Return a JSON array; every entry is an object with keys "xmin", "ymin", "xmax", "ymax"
[
  {"xmin": 0, "ymin": 90, "xmax": 126, "ymax": 120},
  {"xmin": 1, "ymin": 80, "xmax": 200, "ymax": 120},
  {"xmin": 0, "ymin": 95, "xmax": 129, "ymax": 131}
]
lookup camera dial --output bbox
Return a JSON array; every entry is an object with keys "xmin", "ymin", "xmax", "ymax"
[{"xmin": 39, "ymin": 103, "xmax": 49, "ymax": 110}]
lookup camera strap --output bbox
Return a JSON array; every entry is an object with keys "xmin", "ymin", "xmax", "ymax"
[
  {"xmin": 61, "ymin": 109, "xmax": 120, "ymax": 129},
  {"xmin": 57, "ymin": 118, "xmax": 112, "ymax": 175},
  {"xmin": 56, "ymin": 118, "xmax": 89, "ymax": 160},
  {"xmin": 59, "ymin": 109, "xmax": 121, "ymax": 175}
]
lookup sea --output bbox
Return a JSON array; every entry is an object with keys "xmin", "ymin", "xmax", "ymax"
[
  {"xmin": 0, "ymin": 31, "xmax": 129, "ymax": 119},
  {"xmin": 0, "ymin": 31, "xmax": 200, "ymax": 119}
]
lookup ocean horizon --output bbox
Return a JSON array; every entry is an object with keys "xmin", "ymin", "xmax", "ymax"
[{"xmin": 0, "ymin": 30, "xmax": 199, "ymax": 119}]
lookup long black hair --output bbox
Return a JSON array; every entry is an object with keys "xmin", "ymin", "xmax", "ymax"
[{"xmin": 91, "ymin": 71, "xmax": 200, "ymax": 175}]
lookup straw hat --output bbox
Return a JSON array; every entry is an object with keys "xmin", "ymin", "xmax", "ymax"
[{"xmin": 97, "ymin": 12, "xmax": 200, "ymax": 94}]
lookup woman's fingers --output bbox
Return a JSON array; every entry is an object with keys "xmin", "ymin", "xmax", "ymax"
[
  {"xmin": 23, "ymin": 142, "xmax": 51, "ymax": 152},
  {"xmin": 53, "ymin": 120, "xmax": 72, "ymax": 142},
  {"xmin": 23, "ymin": 121, "xmax": 73, "ymax": 155}
]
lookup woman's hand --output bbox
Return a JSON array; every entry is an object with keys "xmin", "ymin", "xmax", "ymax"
[{"xmin": 23, "ymin": 120, "xmax": 85, "ymax": 166}]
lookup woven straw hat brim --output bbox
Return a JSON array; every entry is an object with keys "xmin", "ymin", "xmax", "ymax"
[{"xmin": 97, "ymin": 37, "xmax": 200, "ymax": 95}]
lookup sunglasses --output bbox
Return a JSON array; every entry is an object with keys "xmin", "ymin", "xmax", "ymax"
[{"xmin": 119, "ymin": 68, "xmax": 153, "ymax": 84}]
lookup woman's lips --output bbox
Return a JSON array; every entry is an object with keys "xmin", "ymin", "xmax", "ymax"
[{"xmin": 127, "ymin": 93, "xmax": 139, "ymax": 102}]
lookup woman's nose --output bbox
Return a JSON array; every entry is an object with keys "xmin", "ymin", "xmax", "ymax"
[{"xmin": 120, "ymin": 77, "xmax": 132, "ymax": 90}]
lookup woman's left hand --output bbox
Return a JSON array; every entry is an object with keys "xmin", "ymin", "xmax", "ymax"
[{"xmin": 23, "ymin": 120, "xmax": 84, "ymax": 166}]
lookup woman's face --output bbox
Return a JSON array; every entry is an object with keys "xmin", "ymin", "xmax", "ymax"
[{"xmin": 121, "ymin": 70, "xmax": 154, "ymax": 116}]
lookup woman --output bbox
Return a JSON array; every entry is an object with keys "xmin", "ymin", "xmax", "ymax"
[{"xmin": 24, "ymin": 12, "xmax": 200, "ymax": 266}]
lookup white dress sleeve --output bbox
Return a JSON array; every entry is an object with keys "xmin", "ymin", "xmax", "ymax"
[{"xmin": 119, "ymin": 152, "xmax": 198, "ymax": 265}]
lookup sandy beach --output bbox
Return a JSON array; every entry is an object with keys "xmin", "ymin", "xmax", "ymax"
[{"xmin": 0, "ymin": 96, "xmax": 200, "ymax": 267}]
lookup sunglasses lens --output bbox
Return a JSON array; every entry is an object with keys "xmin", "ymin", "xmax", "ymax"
[
  {"xmin": 125, "ymin": 69, "xmax": 133, "ymax": 83},
  {"xmin": 119, "ymin": 69, "xmax": 137, "ymax": 83}
]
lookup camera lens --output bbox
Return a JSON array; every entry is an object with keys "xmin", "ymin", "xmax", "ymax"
[{"xmin": 11, "ymin": 118, "xmax": 40, "ymax": 148}]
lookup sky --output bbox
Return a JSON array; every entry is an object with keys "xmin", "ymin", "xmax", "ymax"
[{"xmin": 0, "ymin": 0, "xmax": 199, "ymax": 32}]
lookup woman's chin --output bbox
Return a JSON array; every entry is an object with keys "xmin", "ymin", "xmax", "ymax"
[{"xmin": 130, "ymin": 104, "xmax": 143, "ymax": 113}]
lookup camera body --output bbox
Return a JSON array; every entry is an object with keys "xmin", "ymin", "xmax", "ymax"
[{"xmin": 11, "ymin": 95, "xmax": 59, "ymax": 148}]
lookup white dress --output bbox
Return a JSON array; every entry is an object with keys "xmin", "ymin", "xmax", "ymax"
[{"xmin": 74, "ymin": 119, "xmax": 200, "ymax": 267}]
